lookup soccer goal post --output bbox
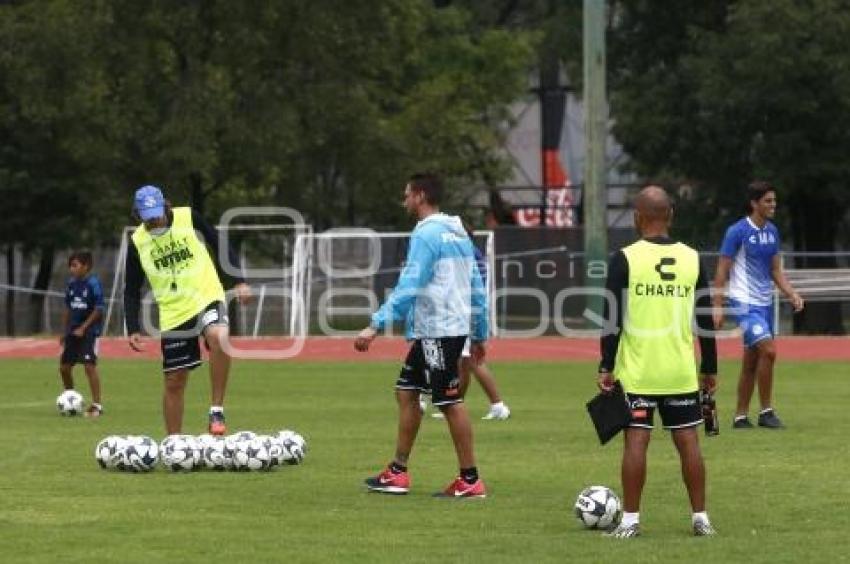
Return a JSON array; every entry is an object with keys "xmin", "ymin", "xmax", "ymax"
[{"xmin": 289, "ymin": 229, "xmax": 496, "ymax": 337}]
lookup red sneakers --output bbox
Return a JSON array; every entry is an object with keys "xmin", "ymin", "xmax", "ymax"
[
  {"xmin": 208, "ymin": 412, "xmax": 227, "ymax": 436},
  {"xmin": 433, "ymin": 476, "xmax": 487, "ymax": 499},
  {"xmin": 364, "ymin": 466, "xmax": 410, "ymax": 495}
]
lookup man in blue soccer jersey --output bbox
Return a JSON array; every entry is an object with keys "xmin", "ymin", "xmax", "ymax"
[
  {"xmin": 713, "ymin": 181, "xmax": 804, "ymax": 429},
  {"xmin": 59, "ymin": 251, "xmax": 106, "ymax": 417},
  {"xmin": 355, "ymin": 173, "xmax": 489, "ymax": 498}
]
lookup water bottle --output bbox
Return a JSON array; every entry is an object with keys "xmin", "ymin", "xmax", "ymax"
[{"xmin": 701, "ymin": 391, "xmax": 719, "ymax": 436}]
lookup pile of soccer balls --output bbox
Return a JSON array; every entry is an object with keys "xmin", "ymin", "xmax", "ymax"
[
  {"xmin": 574, "ymin": 485, "xmax": 622, "ymax": 530},
  {"xmin": 95, "ymin": 430, "xmax": 307, "ymax": 472}
]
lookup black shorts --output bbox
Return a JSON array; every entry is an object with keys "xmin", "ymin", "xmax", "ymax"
[
  {"xmin": 60, "ymin": 333, "xmax": 98, "ymax": 365},
  {"xmin": 626, "ymin": 392, "xmax": 702, "ymax": 430},
  {"xmin": 160, "ymin": 302, "xmax": 229, "ymax": 373},
  {"xmin": 395, "ymin": 337, "xmax": 466, "ymax": 407}
]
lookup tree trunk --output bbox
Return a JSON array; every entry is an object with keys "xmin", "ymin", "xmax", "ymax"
[
  {"xmin": 29, "ymin": 246, "xmax": 55, "ymax": 333},
  {"xmin": 790, "ymin": 190, "xmax": 845, "ymax": 335},
  {"xmin": 5, "ymin": 246, "xmax": 15, "ymax": 336},
  {"xmin": 189, "ymin": 172, "xmax": 205, "ymax": 214}
]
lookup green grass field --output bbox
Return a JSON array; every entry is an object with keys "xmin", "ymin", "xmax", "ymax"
[{"xmin": 2, "ymin": 358, "xmax": 849, "ymax": 563}]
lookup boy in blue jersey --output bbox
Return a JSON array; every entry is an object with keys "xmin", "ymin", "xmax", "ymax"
[
  {"xmin": 59, "ymin": 251, "xmax": 105, "ymax": 417},
  {"xmin": 355, "ymin": 173, "xmax": 489, "ymax": 498},
  {"xmin": 713, "ymin": 181, "xmax": 804, "ymax": 429}
]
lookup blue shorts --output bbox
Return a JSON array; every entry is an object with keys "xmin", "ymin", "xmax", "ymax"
[
  {"xmin": 60, "ymin": 333, "xmax": 98, "ymax": 365},
  {"xmin": 729, "ymin": 299, "xmax": 774, "ymax": 348}
]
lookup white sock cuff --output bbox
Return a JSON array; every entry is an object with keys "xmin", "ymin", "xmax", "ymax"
[
  {"xmin": 209, "ymin": 405, "xmax": 224, "ymax": 414},
  {"xmin": 692, "ymin": 511, "xmax": 709, "ymax": 524},
  {"xmin": 621, "ymin": 512, "xmax": 639, "ymax": 526}
]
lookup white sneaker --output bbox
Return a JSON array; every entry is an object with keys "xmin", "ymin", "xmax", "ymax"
[
  {"xmin": 482, "ymin": 403, "xmax": 511, "ymax": 420},
  {"xmin": 430, "ymin": 412, "xmax": 445, "ymax": 419},
  {"xmin": 693, "ymin": 518, "xmax": 716, "ymax": 536}
]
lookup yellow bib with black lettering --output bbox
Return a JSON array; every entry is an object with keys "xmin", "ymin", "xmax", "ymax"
[
  {"xmin": 614, "ymin": 240, "xmax": 700, "ymax": 394},
  {"xmin": 131, "ymin": 207, "xmax": 225, "ymax": 330}
]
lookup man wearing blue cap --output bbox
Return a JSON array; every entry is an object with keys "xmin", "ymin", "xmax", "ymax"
[{"xmin": 124, "ymin": 185, "xmax": 251, "ymax": 435}]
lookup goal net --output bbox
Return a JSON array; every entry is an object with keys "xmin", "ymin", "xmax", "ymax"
[{"xmin": 289, "ymin": 229, "xmax": 496, "ymax": 337}]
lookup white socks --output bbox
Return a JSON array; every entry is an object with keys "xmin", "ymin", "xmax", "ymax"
[
  {"xmin": 209, "ymin": 405, "xmax": 223, "ymax": 414},
  {"xmin": 692, "ymin": 511, "xmax": 710, "ymax": 524},
  {"xmin": 622, "ymin": 511, "xmax": 710, "ymax": 526},
  {"xmin": 621, "ymin": 512, "xmax": 639, "ymax": 527}
]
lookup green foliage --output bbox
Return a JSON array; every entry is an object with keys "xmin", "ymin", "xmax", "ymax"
[
  {"xmin": 608, "ymin": 0, "xmax": 850, "ymax": 249},
  {"xmin": 607, "ymin": 0, "xmax": 850, "ymax": 332},
  {"xmin": 0, "ymin": 0, "xmax": 537, "ymax": 246},
  {"xmin": 2, "ymin": 358, "xmax": 849, "ymax": 562}
]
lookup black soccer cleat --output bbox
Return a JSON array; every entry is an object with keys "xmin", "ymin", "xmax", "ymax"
[
  {"xmin": 757, "ymin": 409, "xmax": 785, "ymax": 429},
  {"xmin": 732, "ymin": 416, "xmax": 754, "ymax": 429}
]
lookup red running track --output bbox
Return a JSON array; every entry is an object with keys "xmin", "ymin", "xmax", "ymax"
[{"xmin": 0, "ymin": 336, "xmax": 847, "ymax": 362}]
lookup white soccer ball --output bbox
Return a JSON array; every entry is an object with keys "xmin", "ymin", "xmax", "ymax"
[
  {"xmin": 57, "ymin": 390, "xmax": 84, "ymax": 416},
  {"xmin": 95, "ymin": 435, "xmax": 129, "ymax": 469},
  {"xmin": 123, "ymin": 435, "xmax": 159, "ymax": 472},
  {"xmin": 574, "ymin": 485, "xmax": 622, "ymax": 530},
  {"xmin": 257, "ymin": 434, "xmax": 284, "ymax": 468},
  {"xmin": 229, "ymin": 430, "xmax": 257, "ymax": 442},
  {"xmin": 160, "ymin": 434, "xmax": 201, "ymax": 472},
  {"xmin": 231, "ymin": 437, "xmax": 272, "ymax": 471},
  {"xmin": 198, "ymin": 434, "xmax": 230, "ymax": 471},
  {"xmin": 276, "ymin": 429, "xmax": 307, "ymax": 465},
  {"xmin": 222, "ymin": 431, "xmax": 256, "ymax": 467}
]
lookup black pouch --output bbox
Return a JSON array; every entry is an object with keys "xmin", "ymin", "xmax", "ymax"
[{"xmin": 586, "ymin": 381, "xmax": 631, "ymax": 445}]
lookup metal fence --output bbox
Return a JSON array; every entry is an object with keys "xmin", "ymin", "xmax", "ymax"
[{"xmin": 2, "ymin": 228, "xmax": 849, "ymax": 337}]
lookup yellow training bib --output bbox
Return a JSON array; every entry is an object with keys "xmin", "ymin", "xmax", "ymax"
[
  {"xmin": 131, "ymin": 207, "xmax": 225, "ymax": 330},
  {"xmin": 614, "ymin": 240, "xmax": 700, "ymax": 394}
]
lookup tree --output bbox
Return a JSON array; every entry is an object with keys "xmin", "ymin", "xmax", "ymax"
[
  {"xmin": 608, "ymin": 0, "xmax": 850, "ymax": 333},
  {"xmin": 267, "ymin": 1, "xmax": 537, "ymax": 229},
  {"xmin": 0, "ymin": 0, "xmax": 125, "ymax": 333}
]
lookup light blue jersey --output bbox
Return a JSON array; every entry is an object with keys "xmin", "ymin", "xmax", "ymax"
[
  {"xmin": 719, "ymin": 217, "xmax": 780, "ymax": 306},
  {"xmin": 371, "ymin": 213, "xmax": 488, "ymax": 341}
]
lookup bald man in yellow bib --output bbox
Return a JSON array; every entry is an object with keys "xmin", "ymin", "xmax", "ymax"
[{"xmin": 598, "ymin": 186, "xmax": 718, "ymax": 538}]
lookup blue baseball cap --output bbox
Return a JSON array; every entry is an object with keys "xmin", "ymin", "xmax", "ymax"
[{"xmin": 134, "ymin": 185, "xmax": 165, "ymax": 221}]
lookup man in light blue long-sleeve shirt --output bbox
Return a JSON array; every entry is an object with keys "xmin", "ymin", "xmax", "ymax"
[{"xmin": 355, "ymin": 173, "xmax": 489, "ymax": 498}]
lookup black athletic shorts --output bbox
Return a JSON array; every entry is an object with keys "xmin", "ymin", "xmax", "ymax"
[
  {"xmin": 60, "ymin": 333, "xmax": 98, "ymax": 365},
  {"xmin": 160, "ymin": 302, "xmax": 229, "ymax": 373},
  {"xmin": 626, "ymin": 391, "xmax": 703, "ymax": 430},
  {"xmin": 395, "ymin": 336, "xmax": 467, "ymax": 407}
]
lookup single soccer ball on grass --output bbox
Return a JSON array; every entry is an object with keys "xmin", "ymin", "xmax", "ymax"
[
  {"xmin": 160, "ymin": 434, "xmax": 201, "ymax": 472},
  {"xmin": 123, "ymin": 435, "xmax": 159, "ymax": 472},
  {"xmin": 574, "ymin": 485, "xmax": 622, "ymax": 530},
  {"xmin": 57, "ymin": 390, "xmax": 84, "ymax": 416}
]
